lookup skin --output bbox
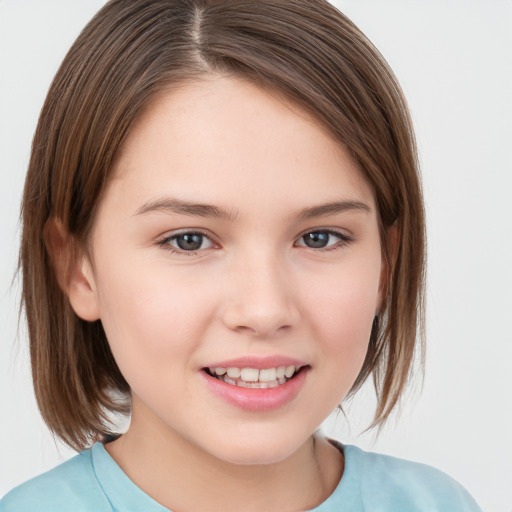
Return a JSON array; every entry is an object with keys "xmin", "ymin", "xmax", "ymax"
[{"xmin": 65, "ymin": 75, "xmax": 386, "ymax": 511}]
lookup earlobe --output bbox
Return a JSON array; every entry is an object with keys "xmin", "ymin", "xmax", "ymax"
[{"xmin": 44, "ymin": 218, "xmax": 101, "ymax": 322}]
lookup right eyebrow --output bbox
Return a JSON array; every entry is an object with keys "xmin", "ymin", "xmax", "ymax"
[{"xmin": 133, "ymin": 197, "xmax": 238, "ymax": 221}]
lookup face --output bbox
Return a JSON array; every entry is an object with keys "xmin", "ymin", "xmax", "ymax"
[{"xmin": 76, "ymin": 76, "xmax": 384, "ymax": 465}]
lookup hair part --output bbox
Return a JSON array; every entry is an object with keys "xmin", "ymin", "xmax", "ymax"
[{"xmin": 20, "ymin": 0, "xmax": 426, "ymax": 450}]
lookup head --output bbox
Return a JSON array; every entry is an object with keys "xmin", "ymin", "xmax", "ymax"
[{"xmin": 21, "ymin": 0, "xmax": 425, "ymax": 452}]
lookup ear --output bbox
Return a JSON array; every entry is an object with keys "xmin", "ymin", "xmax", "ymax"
[
  {"xmin": 377, "ymin": 223, "xmax": 399, "ymax": 313},
  {"xmin": 44, "ymin": 218, "xmax": 101, "ymax": 322}
]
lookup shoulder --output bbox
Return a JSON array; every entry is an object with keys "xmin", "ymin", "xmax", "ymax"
[
  {"xmin": 343, "ymin": 445, "xmax": 482, "ymax": 511},
  {"xmin": 0, "ymin": 449, "xmax": 112, "ymax": 512}
]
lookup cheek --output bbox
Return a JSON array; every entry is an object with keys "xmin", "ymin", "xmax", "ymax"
[
  {"xmin": 288, "ymin": 255, "xmax": 382, "ymax": 421},
  {"xmin": 300, "ymin": 257, "xmax": 381, "ymax": 366},
  {"xmin": 93, "ymin": 263, "xmax": 216, "ymax": 376}
]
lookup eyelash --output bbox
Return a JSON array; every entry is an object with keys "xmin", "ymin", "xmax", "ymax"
[
  {"xmin": 156, "ymin": 229, "xmax": 353, "ymax": 255},
  {"xmin": 295, "ymin": 229, "xmax": 353, "ymax": 251},
  {"xmin": 156, "ymin": 231, "xmax": 215, "ymax": 254}
]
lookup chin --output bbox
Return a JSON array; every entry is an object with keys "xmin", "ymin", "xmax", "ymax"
[{"xmin": 203, "ymin": 431, "xmax": 309, "ymax": 467}]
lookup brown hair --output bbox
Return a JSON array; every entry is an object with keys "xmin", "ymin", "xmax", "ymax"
[{"xmin": 20, "ymin": 0, "xmax": 425, "ymax": 450}]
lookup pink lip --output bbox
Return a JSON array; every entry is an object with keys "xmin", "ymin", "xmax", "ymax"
[
  {"xmin": 204, "ymin": 355, "xmax": 308, "ymax": 370},
  {"xmin": 200, "ymin": 365, "xmax": 309, "ymax": 412}
]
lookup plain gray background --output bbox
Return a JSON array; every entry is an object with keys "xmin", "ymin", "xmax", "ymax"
[{"xmin": 1, "ymin": 1, "xmax": 511, "ymax": 511}]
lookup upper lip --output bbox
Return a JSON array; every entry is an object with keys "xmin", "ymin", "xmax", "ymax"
[{"xmin": 203, "ymin": 356, "xmax": 309, "ymax": 370}]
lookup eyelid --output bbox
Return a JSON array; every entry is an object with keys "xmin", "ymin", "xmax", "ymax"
[
  {"xmin": 156, "ymin": 229, "xmax": 218, "ymax": 254},
  {"xmin": 294, "ymin": 228, "xmax": 353, "ymax": 249},
  {"xmin": 155, "ymin": 227, "xmax": 353, "ymax": 255}
]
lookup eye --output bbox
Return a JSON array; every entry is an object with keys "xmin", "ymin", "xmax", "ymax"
[
  {"xmin": 296, "ymin": 229, "xmax": 352, "ymax": 249},
  {"xmin": 159, "ymin": 231, "xmax": 214, "ymax": 253}
]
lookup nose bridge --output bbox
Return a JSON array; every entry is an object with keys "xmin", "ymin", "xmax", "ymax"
[{"xmin": 221, "ymin": 244, "xmax": 299, "ymax": 336}]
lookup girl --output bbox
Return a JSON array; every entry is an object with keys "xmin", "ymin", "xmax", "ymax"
[{"xmin": 1, "ymin": 1, "xmax": 484, "ymax": 510}]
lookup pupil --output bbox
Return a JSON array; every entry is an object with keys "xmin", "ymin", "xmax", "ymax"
[
  {"xmin": 177, "ymin": 234, "xmax": 202, "ymax": 250},
  {"xmin": 304, "ymin": 232, "xmax": 328, "ymax": 248}
]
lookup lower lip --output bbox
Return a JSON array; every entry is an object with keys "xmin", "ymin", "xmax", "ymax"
[{"xmin": 201, "ymin": 368, "xmax": 308, "ymax": 412}]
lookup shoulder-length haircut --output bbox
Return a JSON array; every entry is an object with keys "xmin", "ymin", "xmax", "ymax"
[{"xmin": 21, "ymin": 0, "xmax": 426, "ymax": 450}]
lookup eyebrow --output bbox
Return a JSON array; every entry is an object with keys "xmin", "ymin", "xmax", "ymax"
[
  {"xmin": 134, "ymin": 198, "xmax": 238, "ymax": 221},
  {"xmin": 134, "ymin": 197, "xmax": 370, "ymax": 221},
  {"xmin": 296, "ymin": 200, "xmax": 371, "ymax": 219}
]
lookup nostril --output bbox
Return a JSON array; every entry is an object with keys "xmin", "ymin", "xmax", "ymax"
[
  {"xmin": 219, "ymin": 269, "xmax": 300, "ymax": 335},
  {"xmin": 221, "ymin": 305, "xmax": 299, "ymax": 337}
]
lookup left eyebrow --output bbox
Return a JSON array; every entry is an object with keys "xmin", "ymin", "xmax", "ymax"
[{"xmin": 296, "ymin": 200, "xmax": 371, "ymax": 219}]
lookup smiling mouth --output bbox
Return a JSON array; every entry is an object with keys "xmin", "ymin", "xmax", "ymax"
[{"xmin": 203, "ymin": 365, "xmax": 307, "ymax": 389}]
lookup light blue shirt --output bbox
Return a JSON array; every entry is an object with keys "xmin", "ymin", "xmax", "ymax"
[{"xmin": 1, "ymin": 442, "xmax": 482, "ymax": 511}]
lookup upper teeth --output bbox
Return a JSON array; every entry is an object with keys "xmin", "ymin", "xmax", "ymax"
[{"xmin": 211, "ymin": 365, "xmax": 298, "ymax": 383}]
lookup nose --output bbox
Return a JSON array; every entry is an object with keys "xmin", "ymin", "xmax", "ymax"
[{"xmin": 221, "ymin": 250, "xmax": 300, "ymax": 337}]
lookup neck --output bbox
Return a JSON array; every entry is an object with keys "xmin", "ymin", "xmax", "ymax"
[{"xmin": 106, "ymin": 405, "xmax": 343, "ymax": 511}]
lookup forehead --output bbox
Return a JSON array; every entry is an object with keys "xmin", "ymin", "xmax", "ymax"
[{"xmin": 106, "ymin": 75, "xmax": 375, "ymax": 215}]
